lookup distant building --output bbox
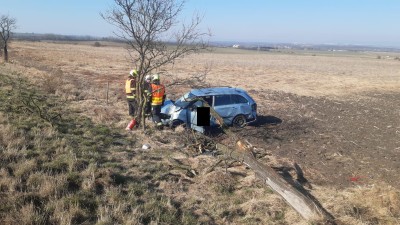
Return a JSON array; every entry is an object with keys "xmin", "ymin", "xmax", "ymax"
[{"xmin": 232, "ymin": 44, "xmax": 240, "ymax": 48}]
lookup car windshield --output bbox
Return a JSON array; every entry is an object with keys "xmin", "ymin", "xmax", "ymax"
[{"xmin": 173, "ymin": 92, "xmax": 197, "ymax": 107}]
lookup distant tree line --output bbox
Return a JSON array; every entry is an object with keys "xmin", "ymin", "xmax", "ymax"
[{"xmin": 12, "ymin": 32, "xmax": 124, "ymax": 43}]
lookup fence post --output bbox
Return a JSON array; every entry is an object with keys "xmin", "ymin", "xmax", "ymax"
[{"xmin": 106, "ymin": 81, "xmax": 109, "ymax": 105}]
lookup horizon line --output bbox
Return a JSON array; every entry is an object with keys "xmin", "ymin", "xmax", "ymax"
[{"xmin": 12, "ymin": 32, "xmax": 400, "ymax": 50}]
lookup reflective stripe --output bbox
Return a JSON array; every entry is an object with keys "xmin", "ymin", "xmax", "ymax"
[
  {"xmin": 125, "ymin": 79, "xmax": 136, "ymax": 94},
  {"xmin": 151, "ymin": 97, "xmax": 163, "ymax": 105},
  {"xmin": 125, "ymin": 79, "xmax": 132, "ymax": 94},
  {"xmin": 126, "ymin": 78, "xmax": 136, "ymax": 98},
  {"xmin": 151, "ymin": 83, "xmax": 165, "ymax": 105}
]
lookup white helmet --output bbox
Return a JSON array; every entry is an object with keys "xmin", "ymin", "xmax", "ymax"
[{"xmin": 145, "ymin": 75, "xmax": 151, "ymax": 82}]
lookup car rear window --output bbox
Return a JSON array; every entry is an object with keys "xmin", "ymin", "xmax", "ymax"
[{"xmin": 232, "ymin": 94, "xmax": 248, "ymax": 104}]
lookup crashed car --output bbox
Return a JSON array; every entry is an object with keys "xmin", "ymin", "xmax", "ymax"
[{"xmin": 161, "ymin": 87, "xmax": 257, "ymax": 133}]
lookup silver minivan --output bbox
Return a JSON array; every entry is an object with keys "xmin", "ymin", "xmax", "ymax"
[{"xmin": 161, "ymin": 87, "xmax": 257, "ymax": 132}]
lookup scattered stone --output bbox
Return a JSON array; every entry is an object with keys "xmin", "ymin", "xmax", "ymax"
[{"xmin": 142, "ymin": 144, "xmax": 151, "ymax": 150}]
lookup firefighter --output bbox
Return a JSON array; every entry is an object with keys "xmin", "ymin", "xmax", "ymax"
[
  {"xmin": 148, "ymin": 74, "xmax": 166, "ymax": 129},
  {"xmin": 143, "ymin": 75, "xmax": 152, "ymax": 118},
  {"xmin": 125, "ymin": 69, "xmax": 138, "ymax": 130}
]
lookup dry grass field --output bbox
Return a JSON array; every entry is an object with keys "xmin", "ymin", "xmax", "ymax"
[{"xmin": 0, "ymin": 40, "xmax": 399, "ymax": 224}]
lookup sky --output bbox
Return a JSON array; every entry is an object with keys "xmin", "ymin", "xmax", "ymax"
[{"xmin": 1, "ymin": 0, "xmax": 400, "ymax": 47}]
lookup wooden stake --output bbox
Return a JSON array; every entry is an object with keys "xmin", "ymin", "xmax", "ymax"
[{"xmin": 106, "ymin": 81, "xmax": 109, "ymax": 105}]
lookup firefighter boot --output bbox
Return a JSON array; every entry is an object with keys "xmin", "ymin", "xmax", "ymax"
[{"xmin": 126, "ymin": 119, "xmax": 137, "ymax": 130}]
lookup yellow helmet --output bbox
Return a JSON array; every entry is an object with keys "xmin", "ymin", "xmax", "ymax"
[
  {"xmin": 129, "ymin": 69, "xmax": 138, "ymax": 77},
  {"xmin": 152, "ymin": 74, "xmax": 160, "ymax": 81}
]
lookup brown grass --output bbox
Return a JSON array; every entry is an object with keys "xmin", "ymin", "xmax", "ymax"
[{"xmin": 10, "ymin": 41, "xmax": 400, "ymax": 99}]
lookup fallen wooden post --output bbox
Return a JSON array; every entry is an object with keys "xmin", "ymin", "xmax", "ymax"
[
  {"xmin": 217, "ymin": 141, "xmax": 335, "ymax": 223},
  {"xmin": 196, "ymin": 99, "xmax": 335, "ymax": 223}
]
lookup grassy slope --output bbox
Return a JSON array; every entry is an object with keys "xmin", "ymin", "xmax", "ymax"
[
  {"xmin": 0, "ymin": 70, "xmax": 200, "ymax": 225},
  {"xmin": 0, "ymin": 67, "xmax": 284, "ymax": 225}
]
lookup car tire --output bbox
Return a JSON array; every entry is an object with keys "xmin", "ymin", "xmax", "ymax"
[{"xmin": 232, "ymin": 115, "xmax": 246, "ymax": 128}]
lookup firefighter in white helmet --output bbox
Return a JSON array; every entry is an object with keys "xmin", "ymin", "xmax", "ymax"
[{"xmin": 147, "ymin": 74, "xmax": 166, "ymax": 129}]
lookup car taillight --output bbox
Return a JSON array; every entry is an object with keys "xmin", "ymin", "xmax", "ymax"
[{"xmin": 251, "ymin": 103, "xmax": 257, "ymax": 111}]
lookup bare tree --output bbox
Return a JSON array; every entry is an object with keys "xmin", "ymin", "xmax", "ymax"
[
  {"xmin": 0, "ymin": 38, "xmax": 3, "ymax": 57},
  {"xmin": 0, "ymin": 15, "xmax": 17, "ymax": 62},
  {"xmin": 102, "ymin": 0, "xmax": 210, "ymax": 129}
]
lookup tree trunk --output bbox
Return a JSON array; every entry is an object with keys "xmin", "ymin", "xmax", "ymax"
[
  {"xmin": 140, "ymin": 97, "xmax": 146, "ymax": 131},
  {"xmin": 4, "ymin": 45, "xmax": 8, "ymax": 62},
  {"xmin": 134, "ymin": 77, "xmax": 145, "ymax": 130}
]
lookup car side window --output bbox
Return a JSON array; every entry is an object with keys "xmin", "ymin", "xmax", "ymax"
[
  {"xmin": 232, "ymin": 94, "xmax": 248, "ymax": 104},
  {"xmin": 200, "ymin": 96, "xmax": 213, "ymax": 106},
  {"xmin": 214, "ymin": 95, "xmax": 233, "ymax": 106}
]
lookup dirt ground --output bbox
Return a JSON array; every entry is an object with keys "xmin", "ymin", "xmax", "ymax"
[
  {"xmin": 4, "ymin": 40, "xmax": 400, "ymax": 223},
  {"xmin": 241, "ymin": 90, "xmax": 400, "ymax": 189}
]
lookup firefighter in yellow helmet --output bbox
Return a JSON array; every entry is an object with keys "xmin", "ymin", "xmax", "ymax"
[
  {"xmin": 125, "ymin": 69, "xmax": 138, "ymax": 130},
  {"xmin": 147, "ymin": 74, "xmax": 166, "ymax": 129}
]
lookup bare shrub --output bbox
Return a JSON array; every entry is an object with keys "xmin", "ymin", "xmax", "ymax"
[{"xmin": 94, "ymin": 41, "xmax": 101, "ymax": 47}]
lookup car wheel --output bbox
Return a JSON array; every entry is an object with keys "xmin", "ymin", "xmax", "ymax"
[{"xmin": 232, "ymin": 115, "xmax": 246, "ymax": 128}]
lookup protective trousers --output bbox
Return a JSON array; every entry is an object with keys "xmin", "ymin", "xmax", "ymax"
[{"xmin": 151, "ymin": 105, "xmax": 162, "ymax": 127}]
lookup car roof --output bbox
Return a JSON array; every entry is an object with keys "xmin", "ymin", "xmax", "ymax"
[{"xmin": 190, "ymin": 87, "xmax": 248, "ymax": 96}]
